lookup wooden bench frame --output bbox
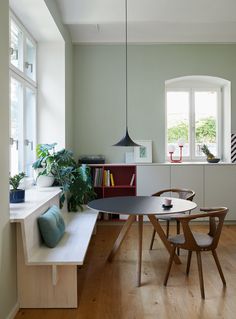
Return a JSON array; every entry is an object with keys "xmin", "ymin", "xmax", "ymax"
[{"xmin": 10, "ymin": 188, "xmax": 98, "ymax": 308}]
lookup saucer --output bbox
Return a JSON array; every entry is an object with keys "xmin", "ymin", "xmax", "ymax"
[{"xmin": 162, "ymin": 204, "xmax": 173, "ymax": 210}]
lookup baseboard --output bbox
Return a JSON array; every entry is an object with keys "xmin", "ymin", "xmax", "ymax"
[{"xmin": 6, "ymin": 301, "xmax": 19, "ymax": 319}]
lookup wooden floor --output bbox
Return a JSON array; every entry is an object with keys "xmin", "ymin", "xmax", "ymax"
[{"xmin": 15, "ymin": 224, "xmax": 236, "ymax": 319}]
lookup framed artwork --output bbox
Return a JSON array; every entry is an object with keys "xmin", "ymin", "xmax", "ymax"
[{"xmin": 134, "ymin": 140, "xmax": 152, "ymax": 163}]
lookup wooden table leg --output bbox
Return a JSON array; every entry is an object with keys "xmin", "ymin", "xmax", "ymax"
[
  {"xmin": 107, "ymin": 215, "xmax": 136, "ymax": 262},
  {"xmin": 137, "ymin": 215, "xmax": 143, "ymax": 287},
  {"xmin": 148, "ymin": 215, "xmax": 181, "ymax": 264}
]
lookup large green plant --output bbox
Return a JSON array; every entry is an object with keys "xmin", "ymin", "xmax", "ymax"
[{"xmin": 32, "ymin": 143, "xmax": 95, "ymax": 211}]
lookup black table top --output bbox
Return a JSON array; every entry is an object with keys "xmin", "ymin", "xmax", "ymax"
[{"xmin": 87, "ymin": 196, "xmax": 197, "ymax": 215}]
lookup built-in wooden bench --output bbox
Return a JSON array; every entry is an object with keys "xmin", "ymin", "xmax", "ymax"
[{"xmin": 10, "ymin": 187, "xmax": 98, "ymax": 308}]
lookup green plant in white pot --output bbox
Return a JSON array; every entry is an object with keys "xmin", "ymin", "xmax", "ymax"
[
  {"xmin": 10, "ymin": 172, "xmax": 26, "ymax": 203},
  {"xmin": 32, "ymin": 143, "xmax": 57, "ymax": 187}
]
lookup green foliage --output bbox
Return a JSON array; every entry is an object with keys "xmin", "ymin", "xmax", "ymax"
[
  {"xmin": 9, "ymin": 172, "xmax": 26, "ymax": 191},
  {"xmin": 32, "ymin": 143, "xmax": 57, "ymax": 170},
  {"xmin": 196, "ymin": 117, "xmax": 216, "ymax": 143},
  {"xmin": 32, "ymin": 144, "xmax": 96, "ymax": 212},
  {"xmin": 168, "ymin": 122, "xmax": 188, "ymax": 143},
  {"xmin": 168, "ymin": 117, "xmax": 216, "ymax": 144}
]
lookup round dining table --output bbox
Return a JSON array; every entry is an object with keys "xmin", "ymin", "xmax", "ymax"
[{"xmin": 88, "ymin": 196, "xmax": 197, "ymax": 287}]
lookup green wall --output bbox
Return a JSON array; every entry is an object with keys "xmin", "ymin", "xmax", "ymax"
[
  {"xmin": 0, "ymin": 1, "xmax": 18, "ymax": 318},
  {"xmin": 74, "ymin": 44, "xmax": 236, "ymax": 163}
]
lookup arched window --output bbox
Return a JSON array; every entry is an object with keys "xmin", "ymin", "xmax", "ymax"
[{"xmin": 165, "ymin": 76, "xmax": 231, "ymax": 161}]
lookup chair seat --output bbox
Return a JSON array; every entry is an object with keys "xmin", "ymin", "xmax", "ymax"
[
  {"xmin": 169, "ymin": 232, "xmax": 214, "ymax": 248},
  {"xmin": 159, "ymin": 213, "xmax": 186, "ymax": 221}
]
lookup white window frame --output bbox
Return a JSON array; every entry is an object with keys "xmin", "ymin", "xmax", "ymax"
[
  {"xmin": 165, "ymin": 86, "xmax": 222, "ymax": 161},
  {"xmin": 9, "ymin": 11, "xmax": 37, "ymax": 87},
  {"xmin": 9, "ymin": 10, "xmax": 37, "ymax": 177}
]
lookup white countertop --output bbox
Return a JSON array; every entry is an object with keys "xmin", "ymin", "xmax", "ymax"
[{"xmin": 91, "ymin": 162, "xmax": 236, "ymax": 166}]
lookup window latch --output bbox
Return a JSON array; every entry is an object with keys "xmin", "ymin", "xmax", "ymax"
[
  {"xmin": 10, "ymin": 47, "xmax": 18, "ymax": 59},
  {"xmin": 10, "ymin": 137, "xmax": 19, "ymax": 150},
  {"xmin": 24, "ymin": 139, "xmax": 34, "ymax": 151},
  {"xmin": 25, "ymin": 62, "xmax": 33, "ymax": 73}
]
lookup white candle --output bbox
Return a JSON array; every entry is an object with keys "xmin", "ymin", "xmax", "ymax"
[
  {"xmin": 168, "ymin": 144, "xmax": 175, "ymax": 153},
  {"xmin": 178, "ymin": 139, "xmax": 185, "ymax": 147}
]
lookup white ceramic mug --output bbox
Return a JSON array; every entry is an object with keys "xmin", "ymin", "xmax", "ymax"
[{"xmin": 164, "ymin": 198, "xmax": 172, "ymax": 206}]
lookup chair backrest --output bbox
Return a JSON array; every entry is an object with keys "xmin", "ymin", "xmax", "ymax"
[
  {"xmin": 152, "ymin": 188, "xmax": 195, "ymax": 201},
  {"xmin": 175, "ymin": 207, "xmax": 228, "ymax": 251}
]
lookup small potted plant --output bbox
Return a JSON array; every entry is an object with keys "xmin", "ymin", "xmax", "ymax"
[
  {"xmin": 10, "ymin": 172, "xmax": 26, "ymax": 203},
  {"xmin": 201, "ymin": 144, "xmax": 220, "ymax": 163}
]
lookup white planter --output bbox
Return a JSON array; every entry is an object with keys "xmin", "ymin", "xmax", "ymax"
[{"xmin": 34, "ymin": 168, "xmax": 55, "ymax": 187}]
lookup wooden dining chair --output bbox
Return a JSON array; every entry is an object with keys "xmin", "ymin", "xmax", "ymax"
[
  {"xmin": 164, "ymin": 207, "xmax": 228, "ymax": 299},
  {"xmin": 149, "ymin": 188, "xmax": 195, "ymax": 252}
]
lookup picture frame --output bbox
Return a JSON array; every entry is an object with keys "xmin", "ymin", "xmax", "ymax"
[{"xmin": 134, "ymin": 140, "xmax": 152, "ymax": 163}]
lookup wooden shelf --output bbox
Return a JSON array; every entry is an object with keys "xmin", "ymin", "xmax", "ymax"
[{"xmin": 89, "ymin": 164, "xmax": 136, "ymax": 221}]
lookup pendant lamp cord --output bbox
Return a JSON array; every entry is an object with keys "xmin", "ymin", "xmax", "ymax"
[{"xmin": 125, "ymin": 0, "xmax": 128, "ymax": 132}]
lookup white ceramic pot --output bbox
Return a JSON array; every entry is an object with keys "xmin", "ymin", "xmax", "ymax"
[{"xmin": 35, "ymin": 168, "xmax": 55, "ymax": 187}]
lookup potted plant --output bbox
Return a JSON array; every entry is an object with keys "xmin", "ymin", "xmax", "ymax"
[
  {"xmin": 32, "ymin": 143, "xmax": 96, "ymax": 211},
  {"xmin": 10, "ymin": 172, "xmax": 26, "ymax": 203},
  {"xmin": 32, "ymin": 143, "xmax": 57, "ymax": 187},
  {"xmin": 201, "ymin": 144, "xmax": 220, "ymax": 163}
]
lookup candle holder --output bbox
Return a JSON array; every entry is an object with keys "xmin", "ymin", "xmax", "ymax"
[{"xmin": 168, "ymin": 140, "xmax": 184, "ymax": 163}]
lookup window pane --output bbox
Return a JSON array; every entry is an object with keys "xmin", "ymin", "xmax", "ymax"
[
  {"xmin": 167, "ymin": 91, "xmax": 190, "ymax": 157},
  {"xmin": 10, "ymin": 78, "xmax": 24, "ymax": 175},
  {"xmin": 25, "ymin": 87, "xmax": 36, "ymax": 177},
  {"xmin": 10, "ymin": 20, "xmax": 23, "ymax": 71},
  {"xmin": 195, "ymin": 91, "xmax": 218, "ymax": 157},
  {"xmin": 25, "ymin": 38, "xmax": 36, "ymax": 81}
]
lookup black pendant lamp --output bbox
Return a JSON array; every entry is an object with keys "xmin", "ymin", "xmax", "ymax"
[{"xmin": 113, "ymin": 0, "xmax": 140, "ymax": 147}]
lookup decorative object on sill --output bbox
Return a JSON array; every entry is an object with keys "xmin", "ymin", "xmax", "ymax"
[
  {"xmin": 113, "ymin": 0, "xmax": 140, "ymax": 147},
  {"xmin": 231, "ymin": 133, "xmax": 236, "ymax": 163},
  {"xmin": 134, "ymin": 140, "xmax": 152, "ymax": 163},
  {"xmin": 9, "ymin": 172, "xmax": 26, "ymax": 203},
  {"xmin": 201, "ymin": 144, "xmax": 220, "ymax": 163},
  {"xmin": 32, "ymin": 143, "xmax": 96, "ymax": 212},
  {"xmin": 168, "ymin": 139, "xmax": 184, "ymax": 163}
]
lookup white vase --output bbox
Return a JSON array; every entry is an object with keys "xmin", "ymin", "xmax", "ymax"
[{"xmin": 35, "ymin": 168, "xmax": 55, "ymax": 187}]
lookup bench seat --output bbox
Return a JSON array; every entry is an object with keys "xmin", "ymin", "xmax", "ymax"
[
  {"xmin": 10, "ymin": 187, "xmax": 98, "ymax": 308},
  {"xmin": 29, "ymin": 210, "xmax": 98, "ymax": 265}
]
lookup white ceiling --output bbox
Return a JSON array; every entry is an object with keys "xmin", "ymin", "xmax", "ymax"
[{"xmin": 55, "ymin": 0, "xmax": 236, "ymax": 43}]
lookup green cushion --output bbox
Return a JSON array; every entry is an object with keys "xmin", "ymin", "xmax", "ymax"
[{"xmin": 38, "ymin": 205, "xmax": 65, "ymax": 248}]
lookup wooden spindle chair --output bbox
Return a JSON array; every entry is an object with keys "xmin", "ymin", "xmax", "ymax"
[
  {"xmin": 149, "ymin": 188, "xmax": 195, "ymax": 254},
  {"xmin": 164, "ymin": 207, "xmax": 228, "ymax": 299}
]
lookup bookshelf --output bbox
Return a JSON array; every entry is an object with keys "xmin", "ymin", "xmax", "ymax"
[{"xmin": 89, "ymin": 164, "xmax": 136, "ymax": 220}]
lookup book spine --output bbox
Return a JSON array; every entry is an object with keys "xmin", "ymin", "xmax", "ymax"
[
  {"xmin": 103, "ymin": 170, "xmax": 107, "ymax": 186},
  {"xmin": 107, "ymin": 170, "xmax": 110, "ymax": 187},
  {"xmin": 98, "ymin": 168, "xmax": 102, "ymax": 186},
  {"xmin": 94, "ymin": 168, "xmax": 98, "ymax": 186},
  {"xmin": 110, "ymin": 173, "xmax": 115, "ymax": 186},
  {"xmin": 130, "ymin": 173, "xmax": 135, "ymax": 186}
]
